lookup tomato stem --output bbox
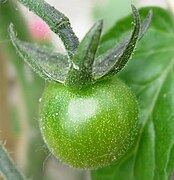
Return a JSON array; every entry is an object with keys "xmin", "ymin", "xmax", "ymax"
[
  {"xmin": 0, "ymin": 144, "xmax": 26, "ymax": 180},
  {"xmin": 65, "ymin": 20, "xmax": 103, "ymax": 89}
]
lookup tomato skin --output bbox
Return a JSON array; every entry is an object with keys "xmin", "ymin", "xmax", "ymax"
[{"xmin": 39, "ymin": 77, "xmax": 138, "ymax": 169}]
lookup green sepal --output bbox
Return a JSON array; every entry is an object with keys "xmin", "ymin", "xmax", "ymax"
[
  {"xmin": 93, "ymin": 5, "xmax": 151, "ymax": 79},
  {"xmin": 139, "ymin": 10, "xmax": 153, "ymax": 40},
  {"xmin": 17, "ymin": 0, "xmax": 79, "ymax": 59},
  {"xmin": 9, "ymin": 24, "xmax": 70, "ymax": 83},
  {"xmin": 65, "ymin": 20, "xmax": 103, "ymax": 89}
]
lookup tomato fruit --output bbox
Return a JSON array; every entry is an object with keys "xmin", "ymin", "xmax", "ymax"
[{"xmin": 39, "ymin": 77, "xmax": 138, "ymax": 169}]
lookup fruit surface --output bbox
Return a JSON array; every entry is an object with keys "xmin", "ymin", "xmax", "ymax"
[{"xmin": 39, "ymin": 77, "xmax": 138, "ymax": 169}]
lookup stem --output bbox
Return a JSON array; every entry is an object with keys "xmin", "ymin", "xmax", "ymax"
[
  {"xmin": 0, "ymin": 144, "xmax": 26, "ymax": 180},
  {"xmin": 65, "ymin": 20, "xmax": 103, "ymax": 89},
  {"xmin": 0, "ymin": 49, "xmax": 17, "ymax": 158},
  {"xmin": 17, "ymin": 0, "xmax": 79, "ymax": 59}
]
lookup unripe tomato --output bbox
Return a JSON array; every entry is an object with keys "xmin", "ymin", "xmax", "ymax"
[{"xmin": 39, "ymin": 76, "xmax": 138, "ymax": 169}]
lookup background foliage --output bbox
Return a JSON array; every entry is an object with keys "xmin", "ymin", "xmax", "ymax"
[{"xmin": 92, "ymin": 7, "xmax": 174, "ymax": 180}]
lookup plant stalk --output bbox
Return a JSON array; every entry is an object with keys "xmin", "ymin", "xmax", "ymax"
[{"xmin": 0, "ymin": 144, "xmax": 26, "ymax": 180}]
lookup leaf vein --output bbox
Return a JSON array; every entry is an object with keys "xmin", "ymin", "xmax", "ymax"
[{"xmin": 133, "ymin": 58, "xmax": 174, "ymax": 179}]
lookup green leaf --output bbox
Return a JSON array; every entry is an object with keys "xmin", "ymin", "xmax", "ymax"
[
  {"xmin": 0, "ymin": 144, "xmax": 26, "ymax": 180},
  {"xmin": 9, "ymin": 24, "xmax": 70, "ymax": 83},
  {"xmin": 92, "ymin": 7, "xmax": 174, "ymax": 180}
]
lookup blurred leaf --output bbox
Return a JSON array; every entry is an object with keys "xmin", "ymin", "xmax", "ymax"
[
  {"xmin": 11, "ymin": 106, "xmax": 21, "ymax": 135},
  {"xmin": 93, "ymin": 0, "xmax": 137, "ymax": 32},
  {"xmin": 0, "ymin": 1, "xmax": 48, "ymax": 179},
  {"xmin": 92, "ymin": 7, "xmax": 174, "ymax": 180}
]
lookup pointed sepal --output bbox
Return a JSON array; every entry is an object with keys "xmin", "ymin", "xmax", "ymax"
[
  {"xmin": 65, "ymin": 20, "xmax": 103, "ymax": 89},
  {"xmin": 17, "ymin": 0, "xmax": 79, "ymax": 59},
  {"xmin": 93, "ymin": 5, "xmax": 152, "ymax": 79},
  {"xmin": 9, "ymin": 24, "xmax": 70, "ymax": 83},
  {"xmin": 139, "ymin": 10, "xmax": 153, "ymax": 40}
]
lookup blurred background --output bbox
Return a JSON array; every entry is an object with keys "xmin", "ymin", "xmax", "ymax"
[{"xmin": 0, "ymin": 0, "xmax": 174, "ymax": 179}]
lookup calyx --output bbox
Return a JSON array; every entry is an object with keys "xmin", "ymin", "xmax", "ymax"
[{"xmin": 9, "ymin": 1, "xmax": 152, "ymax": 89}]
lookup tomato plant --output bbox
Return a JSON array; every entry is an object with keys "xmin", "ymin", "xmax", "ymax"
[
  {"xmin": 3, "ymin": 3, "xmax": 169, "ymax": 180},
  {"xmin": 1, "ymin": 0, "xmax": 174, "ymax": 179},
  {"xmin": 7, "ymin": 0, "xmax": 152, "ymax": 169}
]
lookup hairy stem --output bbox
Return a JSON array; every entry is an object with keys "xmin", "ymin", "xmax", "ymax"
[
  {"xmin": 0, "ymin": 144, "xmax": 26, "ymax": 180},
  {"xmin": 0, "ymin": 49, "xmax": 16, "ymax": 157}
]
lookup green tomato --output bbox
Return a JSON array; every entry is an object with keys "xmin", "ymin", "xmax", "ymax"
[{"xmin": 39, "ymin": 76, "xmax": 138, "ymax": 169}]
